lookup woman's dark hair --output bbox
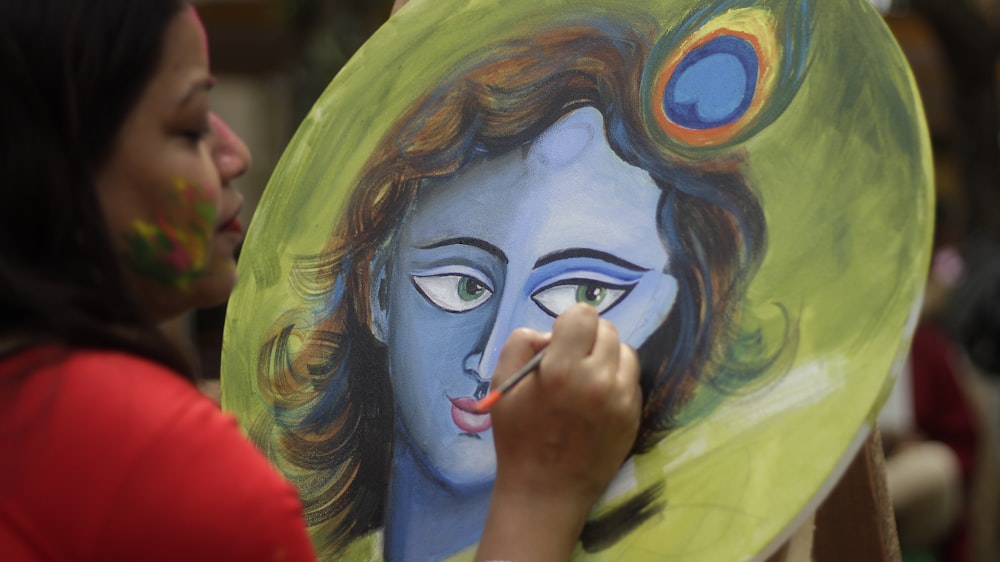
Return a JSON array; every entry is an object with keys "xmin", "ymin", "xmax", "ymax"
[{"xmin": 0, "ymin": 0, "xmax": 193, "ymax": 376}]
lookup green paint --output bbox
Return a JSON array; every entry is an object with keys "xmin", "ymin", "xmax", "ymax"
[{"xmin": 122, "ymin": 177, "xmax": 217, "ymax": 289}]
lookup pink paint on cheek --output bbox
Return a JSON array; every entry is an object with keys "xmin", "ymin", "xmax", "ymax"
[{"xmin": 164, "ymin": 244, "xmax": 193, "ymax": 272}]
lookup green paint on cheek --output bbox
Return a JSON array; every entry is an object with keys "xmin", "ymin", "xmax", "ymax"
[{"xmin": 122, "ymin": 177, "xmax": 217, "ymax": 290}]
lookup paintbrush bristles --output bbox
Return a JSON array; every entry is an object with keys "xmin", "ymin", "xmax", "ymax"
[{"xmin": 472, "ymin": 348, "xmax": 548, "ymax": 413}]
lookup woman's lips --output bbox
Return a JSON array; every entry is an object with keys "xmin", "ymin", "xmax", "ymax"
[
  {"xmin": 218, "ymin": 215, "xmax": 242, "ymax": 235},
  {"xmin": 449, "ymin": 396, "xmax": 492, "ymax": 434}
]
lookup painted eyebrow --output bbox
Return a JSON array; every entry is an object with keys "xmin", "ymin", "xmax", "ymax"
[
  {"xmin": 416, "ymin": 237, "xmax": 509, "ymax": 264},
  {"xmin": 179, "ymin": 76, "xmax": 216, "ymax": 107},
  {"xmin": 533, "ymin": 248, "xmax": 650, "ymax": 272}
]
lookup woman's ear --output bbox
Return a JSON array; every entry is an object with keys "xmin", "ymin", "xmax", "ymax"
[{"xmin": 369, "ymin": 251, "xmax": 390, "ymax": 344}]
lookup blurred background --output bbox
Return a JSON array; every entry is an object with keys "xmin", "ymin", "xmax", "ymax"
[
  {"xmin": 185, "ymin": 1, "xmax": 1000, "ymax": 561},
  {"xmin": 183, "ymin": 0, "xmax": 394, "ymax": 379}
]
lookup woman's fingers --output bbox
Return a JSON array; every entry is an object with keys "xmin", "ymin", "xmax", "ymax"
[
  {"xmin": 482, "ymin": 305, "xmax": 642, "ymax": 562},
  {"xmin": 616, "ymin": 343, "xmax": 642, "ymax": 410},
  {"xmin": 490, "ymin": 303, "xmax": 641, "ymax": 488},
  {"xmin": 540, "ymin": 303, "xmax": 599, "ymax": 387},
  {"xmin": 490, "ymin": 327, "xmax": 550, "ymax": 389}
]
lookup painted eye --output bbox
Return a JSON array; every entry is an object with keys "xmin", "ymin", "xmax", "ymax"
[
  {"xmin": 412, "ymin": 274, "xmax": 494, "ymax": 313},
  {"xmin": 531, "ymin": 279, "xmax": 634, "ymax": 318}
]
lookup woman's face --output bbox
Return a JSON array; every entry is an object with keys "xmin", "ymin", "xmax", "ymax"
[
  {"xmin": 376, "ymin": 107, "xmax": 678, "ymax": 487},
  {"xmin": 97, "ymin": 7, "xmax": 250, "ymax": 321}
]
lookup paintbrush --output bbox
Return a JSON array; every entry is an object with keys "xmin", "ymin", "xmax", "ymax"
[{"xmin": 471, "ymin": 348, "xmax": 548, "ymax": 414}]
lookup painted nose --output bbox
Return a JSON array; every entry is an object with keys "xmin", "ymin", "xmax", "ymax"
[
  {"xmin": 462, "ymin": 353, "xmax": 492, "ymax": 400},
  {"xmin": 209, "ymin": 112, "xmax": 251, "ymax": 182},
  {"xmin": 464, "ymin": 352, "xmax": 484, "ymax": 381},
  {"xmin": 463, "ymin": 300, "xmax": 524, "ymax": 391}
]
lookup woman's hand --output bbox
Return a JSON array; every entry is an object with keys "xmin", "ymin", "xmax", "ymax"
[{"xmin": 476, "ymin": 303, "xmax": 642, "ymax": 562}]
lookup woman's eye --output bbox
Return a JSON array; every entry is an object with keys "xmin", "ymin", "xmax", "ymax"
[
  {"xmin": 531, "ymin": 279, "xmax": 633, "ymax": 317},
  {"xmin": 181, "ymin": 126, "xmax": 210, "ymax": 144},
  {"xmin": 177, "ymin": 116, "xmax": 211, "ymax": 145},
  {"xmin": 412, "ymin": 274, "xmax": 494, "ymax": 313}
]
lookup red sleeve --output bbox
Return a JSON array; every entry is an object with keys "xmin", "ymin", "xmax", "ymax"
[
  {"xmin": 93, "ymin": 387, "xmax": 317, "ymax": 562},
  {"xmin": 0, "ymin": 348, "xmax": 315, "ymax": 562}
]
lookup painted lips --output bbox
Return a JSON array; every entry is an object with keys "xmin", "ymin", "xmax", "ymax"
[{"xmin": 449, "ymin": 396, "xmax": 492, "ymax": 434}]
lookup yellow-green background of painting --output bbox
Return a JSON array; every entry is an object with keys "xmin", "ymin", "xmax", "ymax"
[{"xmin": 222, "ymin": 0, "xmax": 933, "ymax": 559}]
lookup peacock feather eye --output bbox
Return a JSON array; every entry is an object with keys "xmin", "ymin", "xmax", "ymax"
[
  {"xmin": 647, "ymin": 7, "xmax": 782, "ymax": 148},
  {"xmin": 663, "ymin": 35, "xmax": 758, "ymax": 129}
]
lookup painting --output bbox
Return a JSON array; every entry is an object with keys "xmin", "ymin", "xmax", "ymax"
[{"xmin": 221, "ymin": 0, "xmax": 933, "ymax": 560}]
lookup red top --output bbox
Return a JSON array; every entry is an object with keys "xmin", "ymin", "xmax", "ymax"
[
  {"xmin": 0, "ymin": 346, "xmax": 316, "ymax": 561},
  {"xmin": 909, "ymin": 322, "xmax": 979, "ymax": 562},
  {"xmin": 910, "ymin": 322, "xmax": 979, "ymax": 482}
]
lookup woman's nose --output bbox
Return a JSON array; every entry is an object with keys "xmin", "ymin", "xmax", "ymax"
[{"xmin": 209, "ymin": 112, "xmax": 251, "ymax": 182}]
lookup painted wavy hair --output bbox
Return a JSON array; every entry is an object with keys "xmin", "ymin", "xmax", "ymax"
[{"xmin": 252, "ymin": 15, "xmax": 791, "ymax": 559}]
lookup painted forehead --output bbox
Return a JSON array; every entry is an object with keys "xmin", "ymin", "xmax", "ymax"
[
  {"xmin": 409, "ymin": 106, "xmax": 659, "ymax": 214},
  {"xmin": 458, "ymin": 106, "xmax": 657, "ymax": 188},
  {"xmin": 527, "ymin": 107, "xmax": 653, "ymax": 183},
  {"xmin": 402, "ymin": 107, "xmax": 667, "ymax": 267}
]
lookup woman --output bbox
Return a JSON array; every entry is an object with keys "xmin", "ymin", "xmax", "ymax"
[
  {"xmin": 0, "ymin": 2, "xmax": 640, "ymax": 561},
  {"xmin": 254, "ymin": 14, "xmax": 789, "ymax": 561},
  {"xmin": 0, "ymin": 1, "xmax": 318, "ymax": 559}
]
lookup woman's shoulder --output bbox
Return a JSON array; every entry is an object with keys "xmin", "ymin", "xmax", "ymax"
[
  {"xmin": 2, "ymin": 345, "xmax": 228, "ymax": 511},
  {"xmin": 2, "ymin": 345, "xmax": 203, "ymax": 433},
  {"xmin": 2, "ymin": 344, "xmax": 191, "ymax": 388},
  {"xmin": 41, "ymin": 345, "xmax": 189, "ymax": 382},
  {"xmin": 1, "ymin": 345, "xmax": 316, "ymax": 561},
  {"xmin": 1, "ymin": 344, "xmax": 272, "ymax": 484}
]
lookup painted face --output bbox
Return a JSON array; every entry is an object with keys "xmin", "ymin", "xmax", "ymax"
[
  {"xmin": 97, "ymin": 7, "xmax": 250, "ymax": 321},
  {"xmin": 376, "ymin": 107, "xmax": 678, "ymax": 488}
]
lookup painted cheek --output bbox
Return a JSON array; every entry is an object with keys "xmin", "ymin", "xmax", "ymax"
[{"xmin": 121, "ymin": 177, "xmax": 218, "ymax": 290}]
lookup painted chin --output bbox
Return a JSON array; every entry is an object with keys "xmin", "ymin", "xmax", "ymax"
[{"xmin": 449, "ymin": 396, "xmax": 492, "ymax": 434}]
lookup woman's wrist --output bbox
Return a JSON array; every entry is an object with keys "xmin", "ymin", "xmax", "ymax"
[{"xmin": 475, "ymin": 480, "xmax": 595, "ymax": 562}]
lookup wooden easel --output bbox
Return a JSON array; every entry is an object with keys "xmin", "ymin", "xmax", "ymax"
[{"xmin": 767, "ymin": 429, "xmax": 901, "ymax": 562}]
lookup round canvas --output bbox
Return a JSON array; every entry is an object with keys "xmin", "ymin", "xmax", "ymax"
[{"xmin": 222, "ymin": 0, "xmax": 933, "ymax": 560}]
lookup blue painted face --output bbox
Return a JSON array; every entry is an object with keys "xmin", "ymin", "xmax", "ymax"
[{"xmin": 372, "ymin": 107, "xmax": 678, "ymax": 488}]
